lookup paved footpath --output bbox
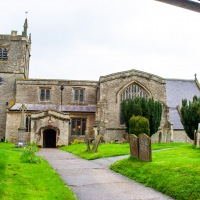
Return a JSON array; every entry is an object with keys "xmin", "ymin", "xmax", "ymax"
[{"xmin": 38, "ymin": 149, "xmax": 173, "ymax": 200}]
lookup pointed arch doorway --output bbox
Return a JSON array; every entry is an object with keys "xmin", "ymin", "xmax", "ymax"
[{"xmin": 43, "ymin": 129, "xmax": 56, "ymax": 148}]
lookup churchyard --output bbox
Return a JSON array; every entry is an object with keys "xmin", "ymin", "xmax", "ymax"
[
  {"xmin": 1, "ymin": 141, "xmax": 200, "ymax": 200},
  {"xmin": 62, "ymin": 142, "xmax": 200, "ymax": 200}
]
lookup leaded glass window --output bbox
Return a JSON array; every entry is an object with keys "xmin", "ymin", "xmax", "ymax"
[
  {"xmin": 71, "ymin": 118, "xmax": 86, "ymax": 135},
  {"xmin": 40, "ymin": 88, "xmax": 51, "ymax": 101},
  {"xmin": 0, "ymin": 48, "xmax": 8, "ymax": 60},
  {"xmin": 120, "ymin": 84, "xmax": 148, "ymax": 102},
  {"xmin": 120, "ymin": 83, "xmax": 149, "ymax": 124},
  {"xmin": 74, "ymin": 88, "xmax": 84, "ymax": 102}
]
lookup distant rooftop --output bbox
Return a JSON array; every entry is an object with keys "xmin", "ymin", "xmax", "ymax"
[
  {"xmin": 166, "ymin": 79, "xmax": 200, "ymax": 108},
  {"xmin": 166, "ymin": 79, "xmax": 200, "ymax": 129}
]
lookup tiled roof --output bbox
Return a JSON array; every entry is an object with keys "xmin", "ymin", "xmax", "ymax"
[
  {"xmin": 166, "ymin": 79, "xmax": 200, "ymax": 129},
  {"xmin": 10, "ymin": 103, "xmax": 96, "ymax": 113},
  {"xmin": 169, "ymin": 108, "xmax": 183, "ymax": 129},
  {"xmin": 166, "ymin": 79, "xmax": 200, "ymax": 107}
]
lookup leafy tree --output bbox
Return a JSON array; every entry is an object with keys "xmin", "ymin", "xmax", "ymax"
[
  {"xmin": 180, "ymin": 95, "xmax": 200, "ymax": 140},
  {"xmin": 122, "ymin": 97, "xmax": 162, "ymax": 136},
  {"xmin": 129, "ymin": 115, "xmax": 150, "ymax": 136}
]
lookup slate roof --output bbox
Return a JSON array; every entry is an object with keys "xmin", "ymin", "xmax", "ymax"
[
  {"xmin": 9, "ymin": 103, "xmax": 96, "ymax": 113},
  {"xmin": 166, "ymin": 79, "xmax": 200, "ymax": 129}
]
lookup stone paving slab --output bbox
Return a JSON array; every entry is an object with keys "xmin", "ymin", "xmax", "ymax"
[{"xmin": 38, "ymin": 149, "xmax": 173, "ymax": 200}]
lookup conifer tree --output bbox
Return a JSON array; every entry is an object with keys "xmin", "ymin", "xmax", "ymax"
[
  {"xmin": 180, "ymin": 96, "xmax": 200, "ymax": 140},
  {"xmin": 122, "ymin": 97, "xmax": 162, "ymax": 136}
]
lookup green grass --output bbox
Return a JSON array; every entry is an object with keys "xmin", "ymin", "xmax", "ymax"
[
  {"xmin": 60, "ymin": 142, "xmax": 187, "ymax": 160},
  {"xmin": 60, "ymin": 143, "xmax": 130, "ymax": 160},
  {"xmin": 0, "ymin": 143, "xmax": 77, "ymax": 200},
  {"xmin": 110, "ymin": 144, "xmax": 200, "ymax": 200}
]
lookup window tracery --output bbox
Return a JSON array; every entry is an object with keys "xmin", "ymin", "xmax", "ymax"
[
  {"xmin": 120, "ymin": 83, "xmax": 149, "ymax": 124},
  {"xmin": 120, "ymin": 84, "xmax": 148, "ymax": 102}
]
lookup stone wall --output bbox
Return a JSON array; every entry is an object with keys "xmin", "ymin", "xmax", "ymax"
[
  {"xmin": 16, "ymin": 79, "xmax": 98, "ymax": 105},
  {"xmin": 173, "ymin": 130, "xmax": 193, "ymax": 143},
  {"xmin": 97, "ymin": 69, "xmax": 167, "ymax": 142},
  {"xmin": 0, "ymin": 31, "xmax": 30, "ymax": 139},
  {"xmin": 5, "ymin": 111, "xmax": 31, "ymax": 142},
  {"xmin": 6, "ymin": 109, "xmax": 96, "ymax": 144},
  {"xmin": 0, "ymin": 74, "xmax": 22, "ymax": 139}
]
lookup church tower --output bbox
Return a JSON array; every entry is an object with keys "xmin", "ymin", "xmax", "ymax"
[{"xmin": 0, "ymin": 19, "xmax": 31, "ymax": 140}]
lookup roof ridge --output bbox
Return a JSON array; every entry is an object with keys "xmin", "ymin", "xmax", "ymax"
[{"xmin": 166, "ymin": 78, "xmax": 194, "ymax": 82}]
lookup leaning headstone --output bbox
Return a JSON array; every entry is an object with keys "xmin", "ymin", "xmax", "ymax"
[
  {"xmin": 15, "ymin": 104, "xmax": 27, "ymax": 148},
  {"xmin": 92, "ymin": 135, "xmax": 102, "ymax": 152},
  {"xmin": 129, "ymin": 134, "xmax": 139, "ymax": 159},
  {"xmin": 138, "ymin": 134, "xmax": 152, "ymax": 162},
  {"xmin": 85, "ymin": 137, "xmax": 91, "ymax": 151}
]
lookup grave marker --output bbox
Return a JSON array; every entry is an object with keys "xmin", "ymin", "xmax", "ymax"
[
  {"xmin": 92, "ymin": 135, "xmax": 102, "ymax": 152},
  {"xmin": 129, "ymin": 134, "xmax": 139, "ymax": 159},
  {"xmin": 138, "ymin": 134, "xmax": 152, "ymax": 162}
]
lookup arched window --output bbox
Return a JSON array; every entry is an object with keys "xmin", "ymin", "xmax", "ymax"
[
  {"xmin": 120, "ymin": 84, "xmax": 148, "ymax": 102},
  {"xmin": 120, "ymin": 83, "xmax": 149, "ymax": 124}
]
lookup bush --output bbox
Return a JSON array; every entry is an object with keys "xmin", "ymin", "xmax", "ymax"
[
  {"xmin": 71, "ymin": 139, "xmax": 84, "ymax": 145},
  {"xmin": 129, "ymin": 115, "xmax": 150, "ymax": 136},
  {"xmin": 20, "ymin": 143, "xmax": 41, "ymax": 164}
]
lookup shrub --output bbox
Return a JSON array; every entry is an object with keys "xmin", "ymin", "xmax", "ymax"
[
  {"xmin": 20, "ymin": 143, "xmax": 41, "ymax": 164},
  {"xmin": 71, "ymin": 139, "xmax": 84, "ymax": 145},
  {"xmin": 129, "ymin": 115, "xmax": 150, "ymax": 136}
]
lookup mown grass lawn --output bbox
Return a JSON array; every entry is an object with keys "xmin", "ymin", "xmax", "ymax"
[
  {"xmin": 0, "ymin": 143, "xmax": 77, "ymax": 200},
  {"xmin": 60, "ymin": 142, "xmax": 187, "ymax": 160},
  {"xmin": 110, "ymin": 144, "xmax": 200, "ymax": 200}
]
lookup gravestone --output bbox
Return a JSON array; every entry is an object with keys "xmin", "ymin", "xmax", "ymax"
[
  {"xmin": 166, "ymin": 131, "xmax": 171, "ymax": 143},
  {"xmin": 138, "ymin": 134, "xmax": 152, "ymax": 162},
  {"xmin": 92, "ymin": 135, "xmax": 102, "ymax": 152},
  {"xmin": 196, "ymin": 123, "xmax": 200, "ymax": 148},
  {"xmin": 158, "ymin": 132, "xmax": 162, "ymax": 143},
  {"xmin": 194, "ymin": 130, "xmax": 197, "ymax": 146},
  {"xmin": 129, "ymin": 134, "xmax": 139, "ymax": 159}
]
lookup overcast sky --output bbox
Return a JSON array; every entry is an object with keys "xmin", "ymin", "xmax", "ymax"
[{"xmin": 1, "ymin": 0, "xmax": 200, "ymax": 81}]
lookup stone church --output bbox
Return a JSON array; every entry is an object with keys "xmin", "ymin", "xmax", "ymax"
[{"xmin": 0, "ymin": 19, "xmax": 200, "ymax": 147}]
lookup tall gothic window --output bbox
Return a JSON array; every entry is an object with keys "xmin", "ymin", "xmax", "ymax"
[
  {"xmin": 120, "ymin": 83, "xmax": 149, "ymax": 124},
  {"xmin": 71, "ymin": 118, "xmax": 86, "ymax": 135},
  {"xmin": 0, "ymin": 48, "xmax": 8, "ymax": 60},
  {"xmin": 40, "ymin": 88, "xmax": 51, "ymax": 101}
]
